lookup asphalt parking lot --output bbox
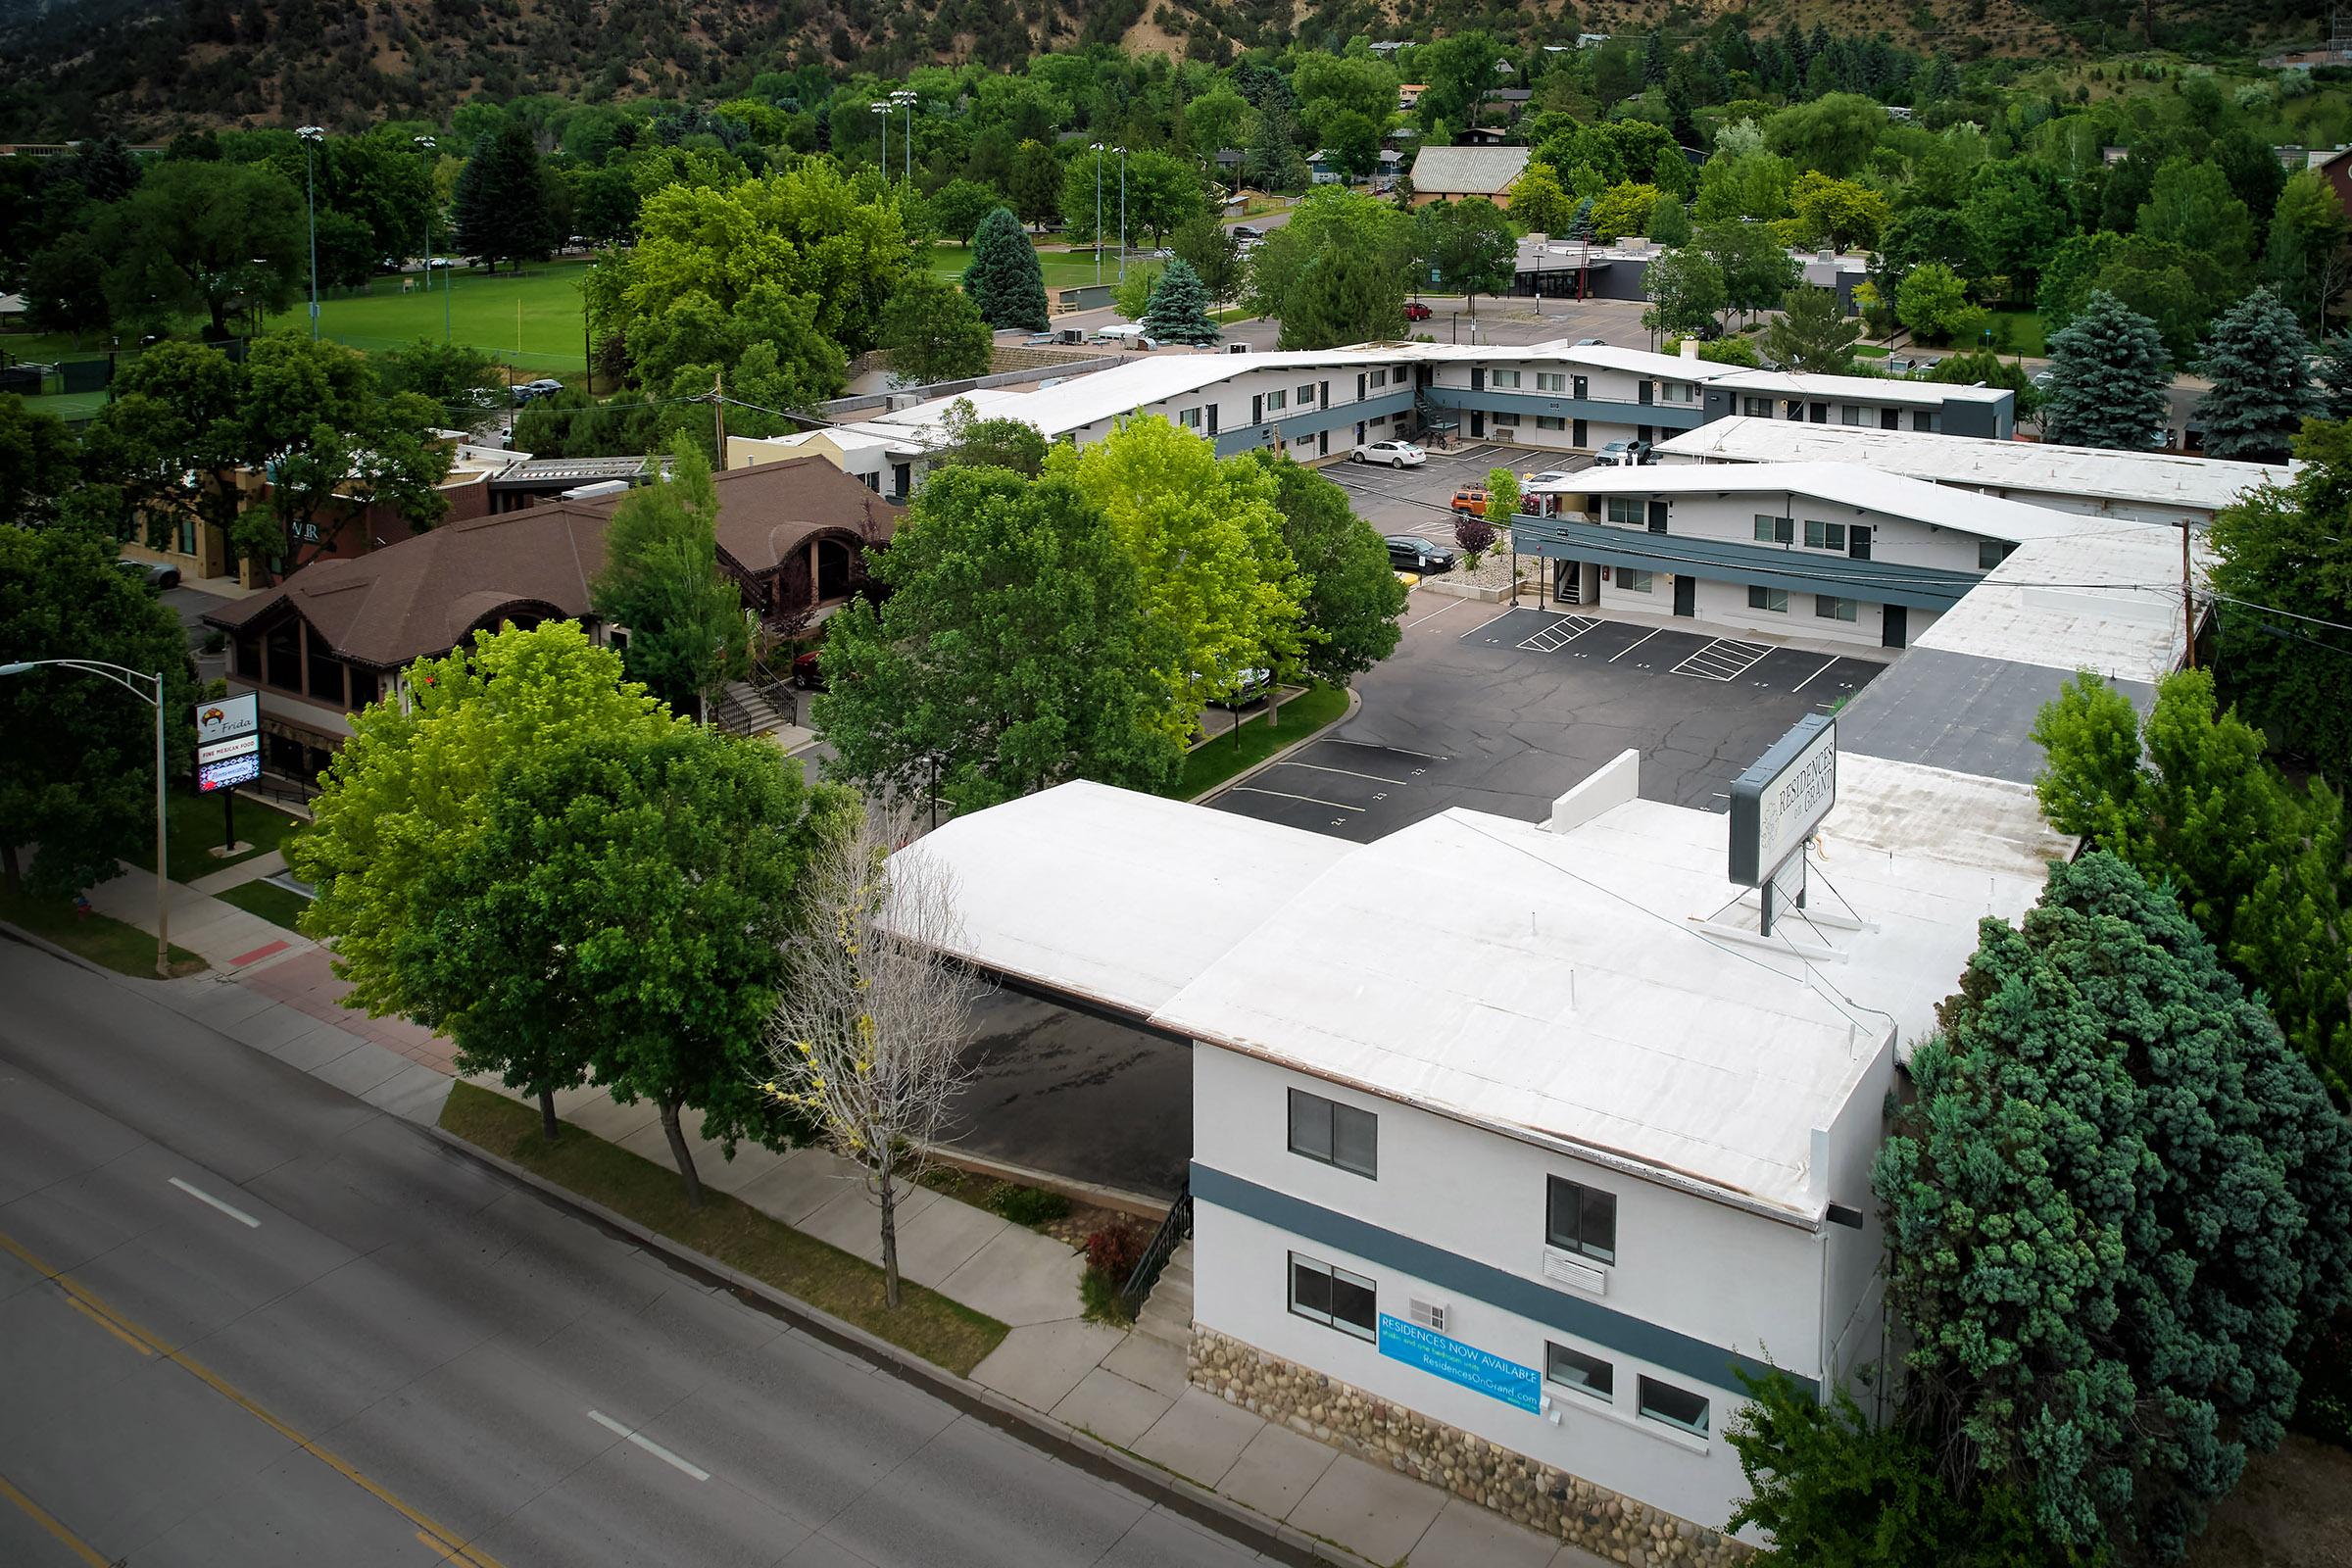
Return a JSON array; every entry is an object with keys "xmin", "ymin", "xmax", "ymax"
[
  {"xmin": 1324, "ymin": 442, "xmax": 1590, "ymax": 536},
  {"xmin": 1204, "ymin": 599, "xmax": 1887, "ymax": 842}
]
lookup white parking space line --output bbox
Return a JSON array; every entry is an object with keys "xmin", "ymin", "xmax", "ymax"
[
  {"xmin": 587, "ymin": 1409, "xmax": 710, "ymax": 1482},
  {"xmin": 1789, "ymin": 657, "xmax": 1840, "ymax": 693},
  {"xmin": 1277, "ymin": 760, "xmax": 1407, "ymax": 786},
  {"xmin": 1606, "ymin": 628, "xmax": 1661, "ymax": 663},
  {"xmin": 1671, "ymin": 638, "xmax": 1775, "ymax": 682},
  {"xmin": 168, "ymin": 1176, "xmax": 260, "ymax": 1228},
  {"xmin": 1405, "ymin": 597, "xmax": 1474, "ymax": 629},
  {"xmin": 1323, "ymin": 737, "xmax": 1446, "ymax": 761},
  {"xmin": 1518, "ymin": 615, "xmax": 1600, "ymax": 653},
  {"xmin": 1227, "ymin": 786, "xmax": 1364, "ymax": 812}
]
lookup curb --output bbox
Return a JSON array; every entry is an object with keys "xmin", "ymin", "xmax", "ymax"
[
  {"xmin": 0, "ymin": 919, "xmax": 123, "ymax": 981},
  {"xmin": 1189, "ymin": 687, "xmax": 1362, "ymax": 803},
  {"xmin": 417, "ymin": 1122, "xmax": 1372, "ymax": 1568},
  {"xmin": 926, "ymin": 1148, "xmax": 1172, "ymax": 1222}
]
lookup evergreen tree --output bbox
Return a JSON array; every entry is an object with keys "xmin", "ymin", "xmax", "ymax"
[
  {"xmin": 1245, "ymin": 101, "xmax": 1309, "ymax": 194},
  {"xmin": 2040, "ymin": 289, "xmax": 2171, "ymax": 450},
  {"xmin": 2193, "ymin": 287, "xmax": 2322, "ymax": 465},
  {"xmin": 1760, "ymin": 284, "xmax": 1861, "ymax": 372},
  {"xmin": 1876, "ymin": 851, "xmax": 2352, "ymax": 1561},
  {"xmin": 962, "ymin": 206, "xmax": 1049, "ymax": 332},
  {"xmin": 1169, "ymin": 211, "xmax": 1244, "ymax": 303},
  {"xmin": 1139, "ymin": 257, "xmax": 1220, "ymax": 345},
  {"xmin": 2314, "ymin": 329, "xmax": 2352, "ymax": 420},
  {"xmin": 1277, "ymin": 243, "xmax": 1401, "ymax": 350},
  {"xmin": 451, "ymin": 120, "xmax": 556, "ymax": 273}
]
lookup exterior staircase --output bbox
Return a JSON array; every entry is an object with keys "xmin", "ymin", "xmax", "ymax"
[
  {"xmin": 1133, "ymin": 1239, "xmax": 1196, "ymax": 1351},
  {"xmin": 711, "ymin": 680, "xmax": 794, "ymax": 738}
]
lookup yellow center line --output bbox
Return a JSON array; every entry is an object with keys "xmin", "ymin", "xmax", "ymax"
[
  {"xmin": 0, "ymin": 1468, "xmax": 110, "ymax": 1568},
  {"xmin": 0, "ymin": 1228, "xmax": 509, "ymax": 1568}
]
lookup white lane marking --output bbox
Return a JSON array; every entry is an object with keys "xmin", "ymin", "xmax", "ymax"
[
  {"xmin": 169, "ymin": 1176, "xmax": 260, "ymax": 1228},
  {"xmin": 1228, "ymin": 787, "xmax": 1365, "ymax": 812},
  {"xmin": 1274, "ymin": 760, "xmax": 1406, "ymax": 786},
  {"xmin": 1518, "ymin": 615, "xmax": 1599, "ymax": 653},
  {"xmin": 1323, "ymin": 737, "xmax": 1445, "ymax": 761},
  {"xmin": 1405, "ymin": 597, "xmax": 1472, "ymax": 629},
  {"xmin": 1606, "ymin": 628, "xmax": 1662, "ymax": 663},
  {"xmin": 587, "ymin": 1409, "xmax": 710, "ymax": 1482},
  {"xmin": 1789, "ymin": 657, "xmax": 1840, "ymax": 693},
  {"xmin": 1671, "ymin": 637, "xmax": 1774, "ymax": 682}
]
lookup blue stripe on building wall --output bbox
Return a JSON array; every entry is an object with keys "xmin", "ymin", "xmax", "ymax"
[
  {"xmin": 1191, "ymin": 1162, "xmax": 1819, "ymax": 1401},
  {"xmin": 1510, "ymin": 515, "xmax": 1983, "ymax": 611},
  {"xmin": 1209, "ymin": 389, "xmax": 1418, "ymax": 458},
  {"xmin": 1419, "ymin": 386, "xmax": 1708, "ymax": 431}
]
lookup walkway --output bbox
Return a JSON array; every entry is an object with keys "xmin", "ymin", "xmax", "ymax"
[{"xmin": 16, "ymin": 867, "xmax": 1607, "ymax": 1568}]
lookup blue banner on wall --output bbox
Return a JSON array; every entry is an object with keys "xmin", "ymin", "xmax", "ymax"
[{"xmin": 1377, "ymin": 1314, "xmax": 1542, "ymax": 1413}]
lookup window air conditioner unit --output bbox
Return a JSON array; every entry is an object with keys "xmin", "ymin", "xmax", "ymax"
[{"xmin": 1407, "ymin": 1298, "xmax": 1449, "ymax": 1334}]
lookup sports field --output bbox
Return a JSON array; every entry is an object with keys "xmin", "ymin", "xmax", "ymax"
[
  {"xmin": 262, "ymin": 259, "xmax": 596, "ymax": 373},
  {"xmin": 927, "ymin": 241, "xmax": 1108, "ymax": 290}
]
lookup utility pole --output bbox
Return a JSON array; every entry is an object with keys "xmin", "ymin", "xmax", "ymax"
[
  {"xmin": 1117, "ymin": 145, "xmax": 1128, "ymax": 287},
  {"xmin": 714, "ymin": 367, "xmax": 726, "ymax": 462},
  {"xmin": 2182, "ymin": 520, "xmax": 2197, "ymax": 669},
  {"xmin": 1091, "ymin": 143, "xmax": 1104, "ymax": 287}
]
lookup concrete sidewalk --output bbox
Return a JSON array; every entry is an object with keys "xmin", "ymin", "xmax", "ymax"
[{"xmin": 81, "ymin": 857, "xmax": 314, "ymax": 973}]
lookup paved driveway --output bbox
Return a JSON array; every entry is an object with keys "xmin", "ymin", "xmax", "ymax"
[
  {"xmin": 1203, "ymin": 598, "xmax": 1887, "ymax": 843},
  {"xmin": 1324, "ymin": 443, "xmax": 1588, "ymax": 537}
]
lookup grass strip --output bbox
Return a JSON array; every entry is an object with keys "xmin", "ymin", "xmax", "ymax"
[
  {"xmin": 0, "ymin": 887, "xmax": 206, "ymax": 977},
  {"xmin": 439, "ymin": 1082, "xmax": 1010, "ymax": 1376},
  {"xmin": 213, "ymin": 878, "xmax": 314, "ymax": 933},
  {"xmin": 1176, "ymin": 683, "xmax": 1349, "ymax": 800},
  {"xmin": 131, "ymin": 791, "xmax": 306, "ymax": 885}
]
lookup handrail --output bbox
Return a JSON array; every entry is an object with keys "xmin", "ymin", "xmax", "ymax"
[{"xmin": 1117, "ymin": 1177, "xmax": 1194, "ymax": 1320}]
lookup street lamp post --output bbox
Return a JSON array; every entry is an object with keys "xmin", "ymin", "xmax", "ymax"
[
  {"xmin": 892, "ymin": 89, "xmax": 915, "ymax": 186},
  {"xmin": 1115, "ymin": 146, "xmax": 1128, "ymax": 286},
  {"xmin": 870, "ymin": 101, "xmax": 890, "ymax": 182},
  {"xmin": 297, "ymin": 125, "xmax": 324, "ymax": 341},
  {"xmin": 0, "ymin": 660, "xmax": 171, "ymax": 978},
  {"xmin": 414, "ymin": 134, "xmax": 447, "ymax": 345},
  {"xmin": 582, "ymin": 260, "xmax": 595, "ymax": 394},
  {"xmin": 1090, "ymin": 144, "xmax": 1104, "ymax": 287}
]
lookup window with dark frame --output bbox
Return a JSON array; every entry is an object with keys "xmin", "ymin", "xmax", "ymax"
[
  {"xmin": 1545, "ymin": 1175, "xmax": 1617, "ymax": 1263},
  {"xmin": 1288, "ymin": 1088, "xmax": 1377, "ymax": 1178},
  {"xmin": 1638, "ymin": 1376, "xmax": 1710, "ymax": 1437},
  {"xmin": 263, "ymin": 621, "xmax": 303, "ymax": 692},
  {"xmin": 1289, "ymin": 1252, "xmax": 1377, "ymax": 1341},
  {"xmin": 1544, "ymin": 1343, "xmax": 1615, "ymax": 1400}
]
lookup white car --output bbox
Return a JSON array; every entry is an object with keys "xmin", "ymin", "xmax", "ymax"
[{"xmin": 1354, "ymin": 440, "xmax": 1426, "ymax": 468}]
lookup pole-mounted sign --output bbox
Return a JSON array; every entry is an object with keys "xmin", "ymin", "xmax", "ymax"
[{"xmin": 195, "ymin": 692, "xmax": 261, "ymax": 793}]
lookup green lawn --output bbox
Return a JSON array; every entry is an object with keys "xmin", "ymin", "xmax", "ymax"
[
  {"xmin": 927, "ymin": 242, "xmax": 1105, "ymax": 291},
  {"xmin": 439, "ymin": 1083, "xmax": 1008, "ymax": 1375},
  {"xmin": 1177, "ymin": 683, "xmax": 1349, "ymax": 800},
  {"xmin": 1987, "ymin": 309, "xmax": 2047, "ymax": 358},
  {"xmin": 213, "ymin": 878, "xmax": 313, "ymax": 933},
  {"xmin": 1852, "ymin": 344, "xmax": 1890, "ymax": 360},
  {"xmin": 0, "ymin": 886, "xmax": 206, "ymax": 977},
  {"xmin": 262, "ymin": 260, "xmax": 595, "ymax": 373},
  {"xmin": 129, "ymin": 791, "xmax": 306, "ymax": 886}
]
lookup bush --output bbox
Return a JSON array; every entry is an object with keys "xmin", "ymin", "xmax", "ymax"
[
  {"xmin": 1084, "ymin": 1218, "xmax": 1147, "ymax": 1279},
  {"xmin": 990, "ymin": 1183, "xmax": 1072, "ymax": 1227}
]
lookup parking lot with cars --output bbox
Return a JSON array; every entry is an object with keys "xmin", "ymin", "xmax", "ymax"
[
  {"xmin": 1326, "ymin": 441, "xmax": 1591, "ymax": 540},
  {"xmin": 1202, "ymin": 598, "xmax": 1887, "ymax": 843}
]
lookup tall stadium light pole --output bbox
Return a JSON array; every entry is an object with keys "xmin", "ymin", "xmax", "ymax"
[
  {"xmin": 1115, "ymin": 145, "xmax": 1128, "ymax": 286},
  {"xmin": 298, "ymin": 125, "xmax": 325, "ymax": 340},
  {"xmin": 871, "ymin": 101, "xmax": 889, "ymax": 183},
  {"xmin": 1090, "ymin": 143, "xmax": 1103, "ymax": 287},
  {"xmin": 0, "ymin": 660, "xmax": 170, "ymax": 978},
  {"xmin": 893, "ymin": 89, "xmax": 915, "ymax": 185},
  {"xmin": 414, "ymin": 134, "xmax": 447, "ymax": 345}
]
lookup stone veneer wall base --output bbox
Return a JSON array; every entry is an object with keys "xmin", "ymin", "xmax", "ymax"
[{"xmin": 1189, "ymin": 1326, "xmax": 1750, "ymax": 1568}]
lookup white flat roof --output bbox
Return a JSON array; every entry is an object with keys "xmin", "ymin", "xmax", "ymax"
[
  {"xmin": 1917, "ymin": 521, "xmax": 2199, "ymax": 683},
  {"xmin": 903, "ymin": 776, "xmax": 2046, "ymax": 1219},
  {"xmin": 1527, "ymin": 461, "xmax": 2136, "ymax": 545},
  {"xmin": 1710, "ymin": 368, "xmax": 2013, "ymax": 408},
  {"xmin": 1655, "ymin": 417, "xmax": 2288, "ymax": 514},
  {"xmin": 888, "ymin": 780, "xmax": 1353, "ymax": 1015}
]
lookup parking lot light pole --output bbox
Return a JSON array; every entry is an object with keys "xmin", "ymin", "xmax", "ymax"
[
  {"xmin": 298, "ymin": 126, "xmax": 324, "ymax": 340},
  {"xmin": 1115, "ymin": 146, "xmax": 1127, "ymax": 286},
  {"xmin": 870, "ymin": 101, "xmax": 889, "ymax": 183},
  {"xmin": 0, "ymin": 659, "xmax": 170, "ymax": 977},
  {"xmin": 1090, "ymin": 144, "xmax": 1104, "ymax": 286},
  {"xmin": 893, "ymin": 89, "xmax": 915, "ymax": 185}
]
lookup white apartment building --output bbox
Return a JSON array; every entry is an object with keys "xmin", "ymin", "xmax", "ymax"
[
  {"xmin": 1517, "ymin": 461, "xmax": 2169, "ymax": 649},
  {"xmin": 1700, "ymin": 368, "xmax": 2015, "ymax": 439},
  {"xmin": 1655, "ymin": 416, "xmax": 2286, "ymax": 527}
]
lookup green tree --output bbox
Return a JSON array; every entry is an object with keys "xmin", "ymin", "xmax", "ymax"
[
  {"xmin": 1789, "ymin": 171, "xmax": 1886, "ymax": 252},
  {"xmin": 1761, "ymin": 284, "xmax": 1862, "ymax": 372},
  {"xmin": 1278, "ymin": 245, "xmax": 1401, "ymax": 349},
  {"xmin": 77, "ymin": 340, "xmax": 249, "ymax": 559},
  {"xmin": 1482, "ymin": 466, "xmax": 1520, "ymax": 533},
  {"xmin": 962, "ymin": 205, "xmax": 1050, "ymax": 332},
  {"xmin": 1415, "ymin": 31, "xmax": 1505, "ymax": 137},
  {"xmin": 1245, "ymin": 100, "xmax": 1310, "ymax": 194},
  {"xmin": 1050, "ymin": 416, "xmax": 1303, "ymax": 737},
  {"xmin": 1926, "ymin": 351, "xmax": 2039, "ymax": 416},
  {"xmin": 1698, "ymin": 219, "xmax": 1798, "ymax": 324},
  {"xmin": 1140, "ymin": 257, "xmax": 1220, "ymax": 346},
  {"xmin": 374, "ymin": 340, "xmax": 501, "ymax": 413},
  {"xmin": 1761, "ymin": 91, "xmax": 1885, "ymax": 177},
  {"xmin": 929, "ymin": 397, "xmax": 1048, "ymax": 476},
  {"xmin": 1693, "ymin": 149, "xmax": 1794, "ymax": 225},
  {"xmin": 2138, "ymin": 158, "xmax": 2255, "ymax": 282},
  {"xmin": 881, "ymin": 270, "xmax": 993, "ymax": 385},
  {"xmin": 1641, "ymin": 247, "xmax": 1727, "ymax": 339},
  {"xmin": 2264, "ymin": 170, "xmax": 2352, "ymax": 331},
  {"xmin": 0, "ymin": 396, "xmax": 82, "ymax": 527},
  {"xmin": 589, "ymin": 439, "xmax": 751, "ymax": 722},
  {"xmin": 1110, "ymin": 263, "xmax": 1162, "ymax": 321},
  {"xmin": 1875, "ymin": 850, "xmax": 2352, "ymax": 1560},
  {"xmin": 1416, "ymin": 198, "xmax": 1516, "ymax": 315},
  {"xmin": 2194, "ymin": 288, "xmax": 2322, "ymax": 465},
  {"xmin": 2209, "ymin": 421, "xmax": 2352, "ymax": 790},
  {"xmin": 1247, "ymin": 186, "xmax": 1411, "ymax": 347},
  {"xmin": 2032, "ymin": 667, "xmax": 2351, "ymax": 1088},
  {"xmin": 94, "ymin": 160, "xmax": 304, "ymax": 337},
  {"xmin": 814, "ymin": 465, "xmax": 1182, "ymax": 808},
  {"xmin": 1958, "ymin": 160, "xmax": 2070, "ymax": 294},
  {"xmin": 1893, "ymin": 261, "xmax": 1974, "ymax": 343},
  {"xmin": 924, "ymin": 177, "xmax": 1004, "ymax": 245},
  {"xmin": 1168, "ymin": 211, "xmax": 1243, "ymax": 303},
  {"xmin": 0, "ymin": 523, "xmax": 197, "ymax": 899},
  {"xmin": 2040, "ymin": 291, "xmax": 2171, "ymax": 450},
  {"xmin": 1589, "ymin": 181, "xmax": 1659, "ymax": 243},
  {"xmin": 452, "ymin": 120, "xmax": 558, "ymax": 273},
  {"xmin": 1236, "ymin": 453, "xmax": 1404, "ymax": 685}
]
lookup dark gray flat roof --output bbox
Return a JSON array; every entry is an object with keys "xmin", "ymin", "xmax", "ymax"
[{"xmin": 1836, "ymin": 647, "xmax": 2154, "ymax": 786}]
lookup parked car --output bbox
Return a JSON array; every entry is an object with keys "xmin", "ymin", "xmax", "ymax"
[
  {"xmin": 510, "ymin": 377, "xmax": 565, "ymax": 405},
  {"xmin": 1910, "ymin": 356, "xmax": 1940, "ymax": 375},
  {"xmin": 1450, "ymin": 486, "xmax": 1492, "ymax": 514},
  {"xmin": 1353, "ymin": 440, "xmax": 1425, "ymax": 467},
  {"xmin": 791, "ymin": 651, "xmax": 826, "ymax": 690},
  {"xmin": 2030, "ymin": 369, "xmax": 2054, "ymax": 390},
  {"xmin": 1211, "ymin": 667, "xmax": 1273, "ymax": 709},
  {"xmin": 1592, "ymin": 440, "xmax": 1652, "ymax": 467},
  {"xmin": 1574, "ymin": 337, "xmax": 1606, "ymax": 347},
  {"xmin": 1403, "ymin": 301, "xmax": 1434, "ymax": 321},
  {"xmin": 115, "ymin": 560, "xmax": 179, "ymax": 591},
  {"xmin": 1232, "ymin": 224, "xmax": 1262, "ymax": 239},
  {"xmin": 1385, "ymin": 535, "xmax": 1457, "ymax": 573}
]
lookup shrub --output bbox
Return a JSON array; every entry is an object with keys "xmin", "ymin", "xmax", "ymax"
[
  {"xmin": 991, "ymin": 1183, "xmax": 1072, "ymax": 1227},
  {"xmin": 1084, "ymin": 1219, "xmax": 1147, "ymax": 1279}
]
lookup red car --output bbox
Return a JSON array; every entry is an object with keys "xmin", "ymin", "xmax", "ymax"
[{"xmin": 1403, "ymin": 301, "xmax": 1434, "ymax": 321}]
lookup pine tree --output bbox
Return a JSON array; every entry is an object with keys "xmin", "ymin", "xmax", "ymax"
[
  {"xmin": 2314, "ymin": 329, "xmax": 2352, "ymax": 419},
  {"xmin": 2040, "ymin": 289, "xmax": 2172, "ymax": 450},
  {"xmin": 1139, "ymin": 258, "xmax": 1220, "ymax": 345},
  {"xmin": 451, "ymin": 121, "xmax": 556, "ymax": 274},
  {"xmin": 962, "ymin": 206, "xmax": 1050, "ymax": 332},
  {"xmin": 1760, "ymin": 284, "xmax": 1861, "ymax": 373},
  {"xmin": 1245, "ymin": 102, "xmax": 1308, "ymax": 195},
  {"xmin": 2193, "ymin": 287, "xmax": 2322, "ymax": 464}
]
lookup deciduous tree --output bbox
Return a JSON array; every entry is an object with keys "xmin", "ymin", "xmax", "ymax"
[
  {"xmin": 2264, "ymin": 171, "xmax": 2352, "ymax": 332},
  {"xmin": 94, "ymin": 160, "xmax": 303, "ymax": 337},
  {"xmin": 1892, "ymin": 261, "xmax": 1974, "ymax": 344},
  {"xmin": 1415, "ymin": 198, "xmax": 1516, "ymax": 315},
  {"xmin": 881, "ymin": 270, "xmax": 993, "ymax": 385},
  {"xmin": 1237, "ymin": 453, "xmax": 1404, "ymax": 685},
  {"xmin": 589, "ymin": 439, "xmax": 752, "ymax": 722},
  {"xmin": 1641, "ymin": 246, "xmax": 1727, "ymax": 339}
]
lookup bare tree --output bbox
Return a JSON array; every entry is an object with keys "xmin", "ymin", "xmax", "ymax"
[{"xmin": 763, "ymin": 808, "xmax": 977, "ymax": 1307}]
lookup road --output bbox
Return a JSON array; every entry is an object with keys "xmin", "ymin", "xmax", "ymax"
[{"xmin": 0, "ymin": 944, "xmax": 1266, "ymax": 1568}]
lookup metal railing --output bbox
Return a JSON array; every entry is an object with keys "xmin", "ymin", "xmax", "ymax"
[{"xmin": 1117, "ymin": 1177, "xmax": 1194, "ymax": 1320}]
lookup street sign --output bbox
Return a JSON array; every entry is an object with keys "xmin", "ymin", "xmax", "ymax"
[
  {"xmin": 1728, "ymin": 711, "xmax": 1836, "ymax": 889},
  {"xmin": 194, "ymin": 693, "xmax": 260, "ymax": 794}
]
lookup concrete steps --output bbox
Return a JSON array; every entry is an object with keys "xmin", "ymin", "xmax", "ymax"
[
  {"xmin": 713, "ymin": 680, "xmax": 794, "ymax": 737},
  {"xmin": 1133, "ymin": 1239, "xmax": 1195, "ymax": 1350}
]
